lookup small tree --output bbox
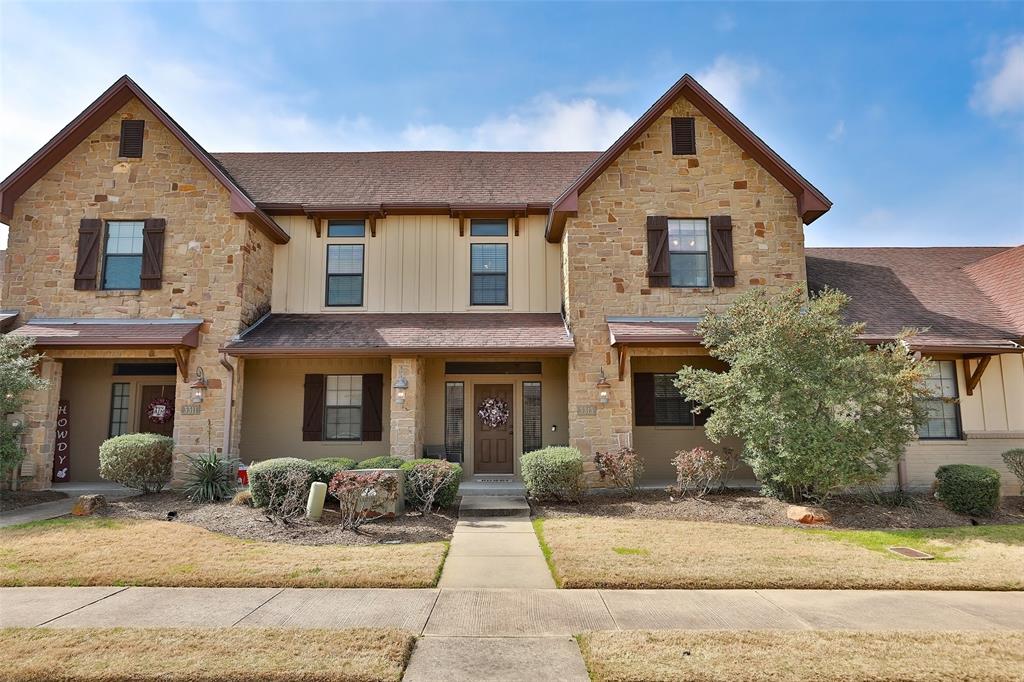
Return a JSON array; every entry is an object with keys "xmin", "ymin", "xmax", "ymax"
[
  {"xmin": 675, "ymin": 286, "xmax": 931, "ymax": 503},
  {"xmin": 0, "ymin": 336, "xmax": 48, "ymax": 479},
  {"xmin": 404, "ymin": 460, "xmax": 459, "ymax": 515}
]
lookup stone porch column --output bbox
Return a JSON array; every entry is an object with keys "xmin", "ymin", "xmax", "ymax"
[
  {"xmin": 18, "ymin": 357, "xmax": 63, "ymax": 490},
  {"xmin": 389, "ymin": 356, "xmax": 425, "ymax": 460}
]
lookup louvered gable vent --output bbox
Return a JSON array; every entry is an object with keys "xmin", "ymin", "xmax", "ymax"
[
  {"xmin": 119, "ymin": 119, "xmax": 145, "ymax": 158},
  {"xmin": 671, "ymin": 117, "xmax": 695, "ymax": 155}
]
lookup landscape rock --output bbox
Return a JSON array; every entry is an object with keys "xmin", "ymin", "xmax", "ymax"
[
  {"xmin": 71, "ymin": 494, "xmax": 107, "ymax": 516},
  {"xmin": 786, "ymin": 505, "xmax": 832, "ymax": 525}
]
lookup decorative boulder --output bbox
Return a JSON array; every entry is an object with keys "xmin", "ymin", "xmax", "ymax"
[
  {"xmin": 786, "ymin": 505, "xmax": 831, "ymax": 525},
  {"xmin": 71, "ymin": 494, "xmax": 107, "ymax": 516}
]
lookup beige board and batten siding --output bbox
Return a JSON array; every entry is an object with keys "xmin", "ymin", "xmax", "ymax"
[
  {"xmin": 270, "ymin": 214, "xmax": 562, "ymax": 313},
  {"xmin": 238, "ymin": 357, "xmax": 392, "ymax": 463},
  {"xmin": 898, "ymin": 353, "xmax": 1024, "ymax": 496}
]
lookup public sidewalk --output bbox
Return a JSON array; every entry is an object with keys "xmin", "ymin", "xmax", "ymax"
[{"xmin": 3, "ymin": 587, "xmax": 1021, "ymax": 681}]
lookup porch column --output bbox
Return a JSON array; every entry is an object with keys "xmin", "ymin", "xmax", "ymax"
[
  {"xmin": 389, "ymin": 356, "xmax": 425, "ymax": 460},
  {"xmin": 18, "ymin": 357, "xmax": 63, "ymax": 490}
]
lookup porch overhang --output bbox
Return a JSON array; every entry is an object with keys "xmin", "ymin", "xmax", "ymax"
[
  {"xmin": 608, "ymin": 317, "xmax": 705, "ymax": 380},
  {"xmin": 6, "ymin": 318, "xmax": 203, "ymax": 379},
  {"xmin": 221, "ymin": 312, "xmax": 575, "ymax": 358}
]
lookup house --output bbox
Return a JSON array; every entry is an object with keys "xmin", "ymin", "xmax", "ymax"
[{"xmin": 1, "ymin": 75, "xmax": 1021, "ymax": 493}]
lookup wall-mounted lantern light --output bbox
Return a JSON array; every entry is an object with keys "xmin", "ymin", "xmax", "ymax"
[
  {"xmin": 596, "ymin": 369, "xmax": 611, "ymax": 404},
  {"xmin": 393, "ymin": 374, "xmax": 409, "ymax": 406},
  {"xmin": 190, "ymin": 367, "xmax": 208, "ymax": 404}
]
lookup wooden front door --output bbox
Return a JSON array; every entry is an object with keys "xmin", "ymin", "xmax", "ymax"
[
  {"xmin": 474, "ymin": 384, "xmax": 515, "ymax": 474},
  {"xmin": 138, "ymin": 384, "xmax": 175, "ymax": 438}
]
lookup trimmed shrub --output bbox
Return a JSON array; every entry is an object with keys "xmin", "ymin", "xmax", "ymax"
[
  {"xmin": 400, "ymin": 459, "xmax": 463, "ymax": 512},
  {"xmin": 354, "ymin": 456, "xmax": 405, "ymax": 470},
  {"xmin": 520, "ymin": 447, "xmax": 583, "ymax": 502},
  {"xmin": 1001, "ymin": 449, "xmax": 1024, "ymax": 493},
  {"xmin": 248, "ymin": 457, "xmax": 316, "ymax": 515},
  {"xmin": 98, "ymin": 433, "xmax": 174, "ymax": 493},
  {"xmin": 183, "ymin": 452, "xmax": 236, "ymax": 503},
  {"xmin": 593, "ymin": 446, "xmax": 644, "ymax": 493},
  {"xmin": 935, "ymin": 464, "xmax": 1001, "ymax": 516},
  {"xmin": 670, "ymin": 447, "xmax": 728, "ymax": 498},
  {"xmin": 311, "ymin": 457, "xmax": 357, "ymax": 485}
]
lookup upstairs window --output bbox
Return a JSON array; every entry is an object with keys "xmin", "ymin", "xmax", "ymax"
[
  {"xmin": 327, "ymin": 220, "xmax": 365, "ymax": 238},
  {"xmin": 326, "ymin": 244, "xmax": 364, "ymax": 306},
  {"xmin": 671, "ymin": 117, "xmax": 695, "ymax": 155},
  {"xmin": 470, "ymin": 219, "xmax": 508, "ymax": 237},
  {"xmin": 102, "ymin": 221, "xmax": 144, "ymax": 289},
  {"xmin": 470, "ymin": 243, "xmax": 508, "ymax": 305},
  {"xmin": 917, "ymin": 360, "xmax": 961, "ymax": 439},
  {"xmin": 668, "ymin": 219, "xmax": 710, "ymax": 288},
  {"xmin": 325, "ymin": 375, "xmax": 362, "ymax": 441}
]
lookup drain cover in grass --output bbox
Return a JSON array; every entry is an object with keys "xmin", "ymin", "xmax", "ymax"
[{"xmin": 888, "ymin": 546, "xmax": 934, "ymax": 560}]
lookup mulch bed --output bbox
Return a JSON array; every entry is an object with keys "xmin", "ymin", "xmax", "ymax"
[
  {"xmin": 0, "ymin": 489, "xmax": 68, "ymax": 512},
  {"xmin": 535, "ymin": 489, "xmax": 1024, "ymax": 530},
  {"xmin": 97, "ymin": 492, "xmax": 456, "ymax": 546}
]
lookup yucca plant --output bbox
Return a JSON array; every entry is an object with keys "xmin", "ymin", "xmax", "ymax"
[{"xmin": 184, "ymin": 452, "xmax": 237, "ymax": 503}]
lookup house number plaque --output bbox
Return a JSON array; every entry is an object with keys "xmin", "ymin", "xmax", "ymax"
[
  {"xmin": 576, "ymin": 405, "xmax": 597, "ymax": 416},
  {"xmin": 181, "ymin": 404, "xmax": 202, "ymax": 416}
]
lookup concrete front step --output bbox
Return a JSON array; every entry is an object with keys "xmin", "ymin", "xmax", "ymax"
[{"xmin": 458, "ymin": 495, "xmax": 531, "ymax": 518}]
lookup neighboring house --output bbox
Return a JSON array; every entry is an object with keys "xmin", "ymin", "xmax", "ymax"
[{"xmin": 1, "ymin": 74, "xmax": 1020, "ymax": 493}]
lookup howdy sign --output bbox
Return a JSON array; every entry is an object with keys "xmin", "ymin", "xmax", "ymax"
[{"xmin": 52, "ymin": 399, "xmax": 70, "ymax": 482}]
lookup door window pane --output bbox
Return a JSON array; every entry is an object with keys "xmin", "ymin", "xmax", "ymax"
[
  {"xmin": 470, "ymin": 243, "xmax": 508, "ymax": 305},
  {"xmin": 326, "ymin": 244, "xmax": 364, "ymax": 306},
  {"xmin": 523, "ymin": 381, "xmax": 542, "ymax": 452},
  {"xmin": 109, "ymin": 383, "xmax": 130, "ymax": 437},
  {"xmin": 103, "ymin": 221, "xmax": 144, "ymax": 289},
  {"xmin": 445, "ymin": 382, "xmax": 465, "ymax": 463},
  {"xmin": 325, "ymin": 375, "xmax": 362, "ymax": 441}
]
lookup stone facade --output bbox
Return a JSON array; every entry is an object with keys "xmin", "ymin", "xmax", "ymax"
[
  {"xmin": 4, "ymin": 96, "xmax": 274, "ymax": 488},
  {"xmin": 562, "ymin": 93, "xmax": 807, "ymax": 483},
  {"xmin": 389, "ymin": 356, "xmax": 425, "ymax": 460}
]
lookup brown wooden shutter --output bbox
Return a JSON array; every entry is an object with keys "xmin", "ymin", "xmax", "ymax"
[
  {"xmin": 119, "ymin": 120, "xmax": 145, "ymax": 158},
  {"xmin": 671, "ymin": 117, "xmax": 696, "ymax": 155},
  {"xmin": 73, "ymin": 218, "xmax": 102, "ymax": 290},
  {"xmin": 646, "ymin": 215, "xmax": 671, "ymax": 287},
  {"xmin": 302, "ymin": 374, "xmax": 325, "ymax": 441},
  {"xmin": 710, "ymin": 215, "xmax": 735, "ymax": 287},
  {"xmin": 361, "ymin": 373, "xmax": 384, "ymax": 442},
  {"xmin": 140, "ymin": 218, "xmax": 166, "ymax": 290},
  {"xmin": 633, "ymin": 372, "xmax": 656, "ymax": 426}
]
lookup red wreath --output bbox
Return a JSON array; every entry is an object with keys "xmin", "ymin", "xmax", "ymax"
[{"xmin": 146, "ymin": 396, "xmax": 175, "ymax": 425}]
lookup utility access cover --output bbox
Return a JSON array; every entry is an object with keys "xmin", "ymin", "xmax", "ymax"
[{"xmin": 888, "ymin": 546, "xmax": 934, "ymax": 560}]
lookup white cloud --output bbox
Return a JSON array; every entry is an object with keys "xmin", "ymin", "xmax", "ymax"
[
  {"xmin": 695, "ymin": 56, "xmax": 762, "ymax": 114},
  {"xmin": 828, "ymin": 119, "xmax": 846, "ymax": 142},
  {"xmin": 971, "ymin": 35, "xmax": 1024, "ymax": 117}
]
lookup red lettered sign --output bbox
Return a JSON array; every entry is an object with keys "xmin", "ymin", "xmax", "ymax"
[{"xmin": 52, "ymin": 400, "xmax": 70, "ymax": 482}]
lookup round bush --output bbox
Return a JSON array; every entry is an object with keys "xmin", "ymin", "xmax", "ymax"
[
  {"xmin": 520, "ymin": 446, "xmax": 583, "ymax": 502},
  {"xmin": 98, "ymin": 433, "xmax": 174, "ymax": 493},
  {"xmin": 1001, "ymin": 448, "xmax": 1024, "ymax": 493},
  {"xmin": 354, "ymin": 455, "xmax": 405, "ymax": 470},
  {"xmin": 248, "ymin": 457, "xmax": 317, "ymax": 509},
  {"xmin": 400, "ymin": 459, "xmax": 463, "ymax": 509},
  {"xmin": 935, "ymin": 464, "xmax": 1001, "ymax": 516},
  {"xmin": 311, "ymin": 457, "xmax": 357, "ymax": 485}
]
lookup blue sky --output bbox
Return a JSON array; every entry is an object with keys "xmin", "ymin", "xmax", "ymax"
[{"xmin": 1, "ymin": 1, "xmax": 1022, "ymax": 249}]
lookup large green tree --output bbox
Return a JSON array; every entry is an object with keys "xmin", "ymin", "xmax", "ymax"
[
  {"xmin": 1, "ymin": 335, "xmax": 48, "ymax": 478},
  {"xmin": 675, "ymin": 286, "xmax": 931, "ymax": 503}
]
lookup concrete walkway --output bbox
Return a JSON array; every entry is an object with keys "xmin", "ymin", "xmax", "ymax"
[
  {"xmin": 2, "ymin": 587, "xmax": 1021, "ymax": 680},
  {"xmin": 437, "ymin": 498, "xmax": 554, "ymax": 590},
  {"xmin": 0, "ymin": 484, "xmax": 134, "ymax": 528}
]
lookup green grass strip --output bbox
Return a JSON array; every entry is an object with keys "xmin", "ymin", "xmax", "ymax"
[{"xmin": 532, "ymin": 517, "xmax": 562, "ymax": 588}]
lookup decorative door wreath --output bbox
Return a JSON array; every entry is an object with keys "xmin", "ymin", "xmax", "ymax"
[
  {"xmin": 477, "ymin": 397, "xmax": 510, "ymax": 428},
  {"xmin": 146, "ymin": 396, "xmax": 175, "ymax": 425}
]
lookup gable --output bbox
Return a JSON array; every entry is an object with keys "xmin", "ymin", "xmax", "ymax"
[
  {"xmin": 546, "ymin": 74, "xmax": 831, "ymax": 242},
  {"xmin": 0, "ymin": 75, "xmax": 287, "ymax": 244}
]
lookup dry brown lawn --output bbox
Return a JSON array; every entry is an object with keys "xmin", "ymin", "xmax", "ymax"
[
  {"xmin": 537, "ymin": 517, "xmax": 1024, "ymax": 589},
  {"xmin": 578, "ymin": 630, "xmax": 1024, "ymax": 682},
  {"xmin": 0, "ymin": 518, "xmax": 446, "ymax": 588},
  {"xmin": 0, "ymin": 627, "xmax": 413, "ymax": 682}
]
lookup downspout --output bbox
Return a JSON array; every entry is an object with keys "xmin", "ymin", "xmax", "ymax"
[{"xmin": 219, "ymin": 353, "xmax": 235, "ymax": 457}]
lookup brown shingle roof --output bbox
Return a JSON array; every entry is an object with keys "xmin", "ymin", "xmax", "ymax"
[
  {"xmin": 7, "ymin": 318, "xmax": 202, "ymax": 348},
  {"xmin": 806, "ymin": 247, "xmax": 1022, "ymax": 352},
  {"xmin": 963, "ymin": 245, "xmax": 1024, "ymax": 335},
  {"xmin": 222, "ymin": 313, "xmax": 574, "ymax": 356},
  {"xmin": 212, "ymin": 151, "xmax": 600, "ymax": 208},
  {"xmin": 607, "ymin": 319, "xmax": 702, "ymax": 345}
]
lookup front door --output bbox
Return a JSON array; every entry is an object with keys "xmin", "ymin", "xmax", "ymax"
[
  {"xmin": 474, "ymin": 383, "xmax": 514, "ymax": 474},
  {"xmin": 138, "ymin": 384, "xmax": 175, "ymax": 438}
]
